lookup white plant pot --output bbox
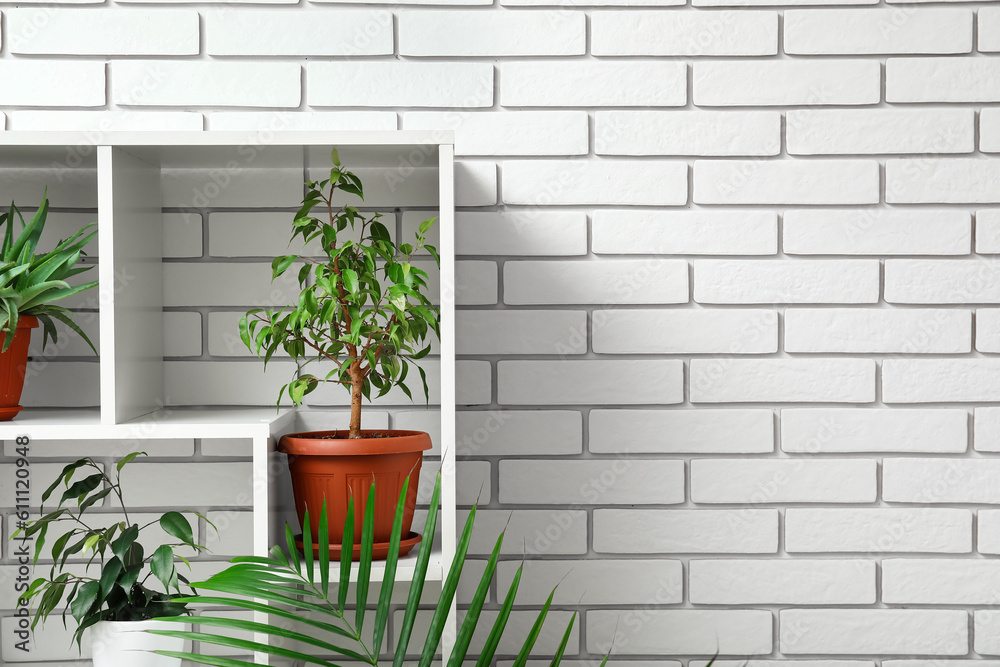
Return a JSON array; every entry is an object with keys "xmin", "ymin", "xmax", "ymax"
[{"xmin": 90, "ymin": 619, "xmax": 190, "ymax": 667}]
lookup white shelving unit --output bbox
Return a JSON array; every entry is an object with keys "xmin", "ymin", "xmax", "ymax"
[{"xmin": 0, "ymin": 131, "xmax": 458, "ymax": 663}]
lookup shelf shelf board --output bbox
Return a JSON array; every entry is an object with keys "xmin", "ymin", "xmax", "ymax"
[{"xmin": 0, "ymin": 407, "xmax": 295, "ymax": 440}]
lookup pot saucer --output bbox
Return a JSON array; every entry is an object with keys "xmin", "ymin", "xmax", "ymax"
[{"xmin": 295, "ymin": 531, "xmax": 422, "ymax": 561}]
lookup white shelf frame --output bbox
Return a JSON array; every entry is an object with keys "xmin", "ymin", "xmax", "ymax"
[{"xmin": 0, "ymin": 131, "xmax": 458, "ymax": 663}]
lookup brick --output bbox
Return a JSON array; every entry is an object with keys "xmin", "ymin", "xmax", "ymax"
[
  {"xmin": 457, "ymin": 360, "xmax": 492, "ymax": 406},
  {"xmin": 884, "ymin": 458, "xmax": 1000, "ymax": 503},
  {"xmin": 27, "ymin": 311, "xmax": 99, "ymax": 357},
  {"xmin": 204, "ymin": 511, "xmax": 254, "ymax": 556},
  {"xmin": 780, "ymin": 610, "xmax": 968, "ymax": 655},
  {"xmin": 590, "ymin": 409, "xmax": 775, "ymax": 454},
  {"xmin": 453, "ymin": 211, "xmax": 587, "ymax": 256},
  {"xmin": 592, "ymin": 11, "xmax": 777, "ymax": 56},
  {"xmin": 1, "ymin": 616, "xmax": 90, "ymax": 661},
  {"xmin": 403, "ymin": 111, "xmax": 588, "ymax": 156},
  {"xmin": 500, "ymin": 460, "xmax": 684, "ymax": 504},
  {"xmin": 784, "ymin": 508, "xmax": 972, "ymax": 553},
  {"xmin": 978, "ymin": 210, "xmax": 1000, "ymax": 252},
  {"xmin": 164, "ymin": 213, "xmax": 202, "ymax": 258},
  {"xmin": 498, "ymin": 360, "xmax": 683, "ymax": 405},
  {"xmin": 503, "ymin": 160, "xmax": 687, "ymax": 206},
  {"xmin": 419, "ymin": 460, "xmax": 491, "ymax": 505},
  {"xmin": 113, "ymin": 61, "xmax": 300, "ymax": 107},
  {"xmin": 787, "ymin": 109, "xmax": 974, "ymax": 155},
  {"xmin": 165, "ymin": 359, "xmax": 294, "ymax": 406},
  {"xmin": 164, "ymin": 262, "xmax": 298, "ymax": 307},
  {"xmin": 457, "ymin": 162, "xmax": 499, "ymax": 206},
  {"xmin": 209, "ymin": 210, "xmax": 394, "ymax": 257},
  {"xmin": 690, "ymin": 559, "xmax": 875, "ymax": 604},
  {"xmin": 887, "ymin": 57, "xmax": 1000, "ymax": 102},
  {"xmin": 497, "ymin": 559, "xmax": 681, "ymax": 605},
  {"xmin": 119, "ymin": 462, "xmax": 252, "ymax": 507},
  {"xmin": 3, "ymin": 438, "xmax": 192, "ymax": 458},
  {"xmin": 593, "ymin": 309, "xmax": 777, "ymax": 354},
  {"xmin": 394, "ymin": 609, "xmax": 577, "ymax": 656},
  {"xmin": 883, "ymin": 359, "xmax": 1000, "ymax": 402},
  {"xmin": 694, "ymin": 160, "xmax": 879, "ymax": 205},
  {"xmin": 505, "ymin": 260, "xmax": 688, "ymax": 305},
  {"xmin": 692, "ymin": 459, "xmax": 876, "ymax": 504},
  {"xmin": 308, "ymin": 62, "xmax": 492, "ymax": 107},
  {"xmin": 592, "ymin": 210, "xmax": 777, "ymax": 254},
  {"xmin": 456, "ymin": 310, "xmax": 587, "ymax": 355},
  {"xmin": 885, "ymin": 259, "xmax": 1000, "ymax": 302},
  {"xmin": 887, "ymin": 159, "xmax": 1000, "ymax": 203},
  {"xmin": 11, "ymin": 110, "xmax": 202, "ymax": 131},
  {"xmin": 782, "ymin": 408, "xmax": 968, "ymax": 453},
  {"xmin": 504, "ymin": 0, "xmax": 681, "ymax": 5},
  {"xmin": 694, "ymin": 60, "xmax": 879, "ymax": 106},
  {"xmin": 161, "ymin": 167, "xmax": 302, "ymax": 208},
  {"xmin": 304, "ymin": 359, "xmax": 444, "ymax": 406},
  {"xmin": 457, "ymin": 260, "xmax": 498, "ymax": 305},
  {"xmin": 694, "ymin": 260, "xmax": 879, "ymax": 304},
  {"xmin": 164, "ymin": 311, "xmax": 202, "ymax": 357},
  {"xmin": 783, "ymin": 209, "xmax": 972, "ymax": 254},
  {"xmin": 0, "ymin": 462, "xmax": 100, "ymax": 507},
  {"xmin": 785, "ymin": 8, "xmax": 971, "ymax": 54},
  {"xmin": 594, "ymin": 509, "xmax": 778, "ymax": 553},
  {"xmin": 587, "ymin": 610, "xmax": 772, "ymax": 656},
  {"xmin": 979, "ymin": 510, "xmax": 1000, "ymax": 553},
  {"xmin": 977, "ymin": 612, "xmax": 1000, "ymax": 655},
  {"xmin": 9, "ymin": 9, "xmax": 197, "ymax": 55},
  {"xmin": 501, "ymin": 61, "xmax": 686, "ymax": 107},
  {"xmin": 208, "ymin": 111, "xmax": 396, "ymax": 131},
  {"xmin": 400, "ymin": 10, "xmax": 584, "ymax": 55},
  {"xmin": 784, "ymin": 308, "xmax": 971, "ymax": 353},
  {"xmin": 975, "ymin": 407, "xmax": 1000, "ymax": 451},
  {"xmin": 976, "ymin": 309, "xmax": 1000, "ymax": 352},
  {"xmin": 596, "ymin": 111, "xmax": 779, "ymax": 156},
  {"xmin": 883, "ymin": 559, "xmax": 1000, "ymax": 604},
  {"xmin": 982, "ymin": 7, "xmax": 1000, "ymax": 51},
  {"xmin": 22, "ymin": 362, "xmax": 100, "ymax": 408},
  {"xmin": 207, "ymin": 10, "xmax": 390, "ymax": 55},
  {"xmin": 0, "ymin": 61, "xmax": 104, "ymax": 106},
  {"xmin": 458, "ymin": 410, "xmax": 582, "ymax": 457},
  {"xmin": 696, "ymin": 0, "xmax": 874, "ymax": 4},
  {"xmin": 458, "ymin": 509, "xmax": 587, "ymax": 555}
]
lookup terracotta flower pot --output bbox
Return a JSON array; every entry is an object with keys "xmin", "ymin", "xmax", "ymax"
[
  {"xmin": 277, "ymin": 429, "xmax": 431, "ymax": 560},
  {"xmin": 0, "ymin": 315, "xmax": 38, "ymax": 421}
]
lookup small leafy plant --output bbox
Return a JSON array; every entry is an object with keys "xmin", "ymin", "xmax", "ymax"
[
  {"xmin": 240, "ymin": 149, "xmax": 440, "ymax": 438},
  {"xmin": 13, "ymin": 452, "xmax": 209, "ymax": 650},
  {"xmin": 153, "ymin": 472, "xmax": 601, "ymax": 667},
  {"xmin": 0, "ymin": 192, "xmax": 98, "ymax": 353}
]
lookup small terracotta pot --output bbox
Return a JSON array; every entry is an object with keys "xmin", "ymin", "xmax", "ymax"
[
  {"xmin": 278, "ymin": 429, "xmax": 431, "ymax": 560},
  {"xmin": 0, "ymin": 315, "xmax": 38, "ymax": 421}
]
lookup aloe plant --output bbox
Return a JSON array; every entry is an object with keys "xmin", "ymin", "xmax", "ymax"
[
  {"xmin": 152, "ymin": 473, "xmax": 600, "ymax": 667},
  {"xmin": 0, "ymin": 192, "xmax": 98, "ymax": 353}
]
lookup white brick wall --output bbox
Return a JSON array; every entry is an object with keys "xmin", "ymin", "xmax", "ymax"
[{"xmin": 0, "ymin": 1, "xmax": 997, "ymax": 664}]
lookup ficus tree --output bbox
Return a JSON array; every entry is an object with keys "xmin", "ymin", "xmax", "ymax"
[{"xmin": 241, "ymin": 149, "xmax": 440, "ymax": 439}]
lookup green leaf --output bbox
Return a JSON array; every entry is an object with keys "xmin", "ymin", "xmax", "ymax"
[
  {"xmin": 548, "ymin": 613, "xmax": 577, "ymax": 667},
  {"xmin": 418, "ymin": 217, "xmax": 436, "ymax": 236},
  {"xmin": 151, "ymin": 545, "xmax": 176, "ymax": 592},
  {"xmin": 475, "ymin": 563, "xmax": 522, "ymax": 667},
  {"xmin": 111, "ymin": 524, "xmax": 139, "ymax": 563},
  {"xmin": 160, "ymin": 512, "xmax": 196, "ymax": 547},
  {"xmin": 70, "ymin": 580, "xmax": 100, "ymax": 623},
  {"xmin": 342, "ymin": 268, "xmax": 359, "ymax": 295},
  {"xmin": 338, "ymin": 495, "xmax": 354, "ymax": 614},
  {"xmin": 42, "ymin": 459, "xmax": 87, "ymax": 505},
  {"xmin": 373, "ymin": 477, "xmax": 409, "ymax": 657},
  {"xmin": 511, "ymin": 588, "xmax": 558, "ymax": 667},
  {"xmin": 116, "ymin": 451, "xmax": 146, "ymax": 472},
  {"xmin": 271, "ymin": 255, "xmax": 296, "ymax": 280},
  {"xmin": 60, "ymin": 473, "xmax": 104, "ymax": 506},
  {"xmin": 355, "ymin": 484, "xmax": 376, "ymax": 634}
]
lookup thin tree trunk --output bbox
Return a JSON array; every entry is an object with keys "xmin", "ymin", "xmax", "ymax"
[{"xmin": 349, "ymin": 359, "xmax": 363, "ymax": 439}]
